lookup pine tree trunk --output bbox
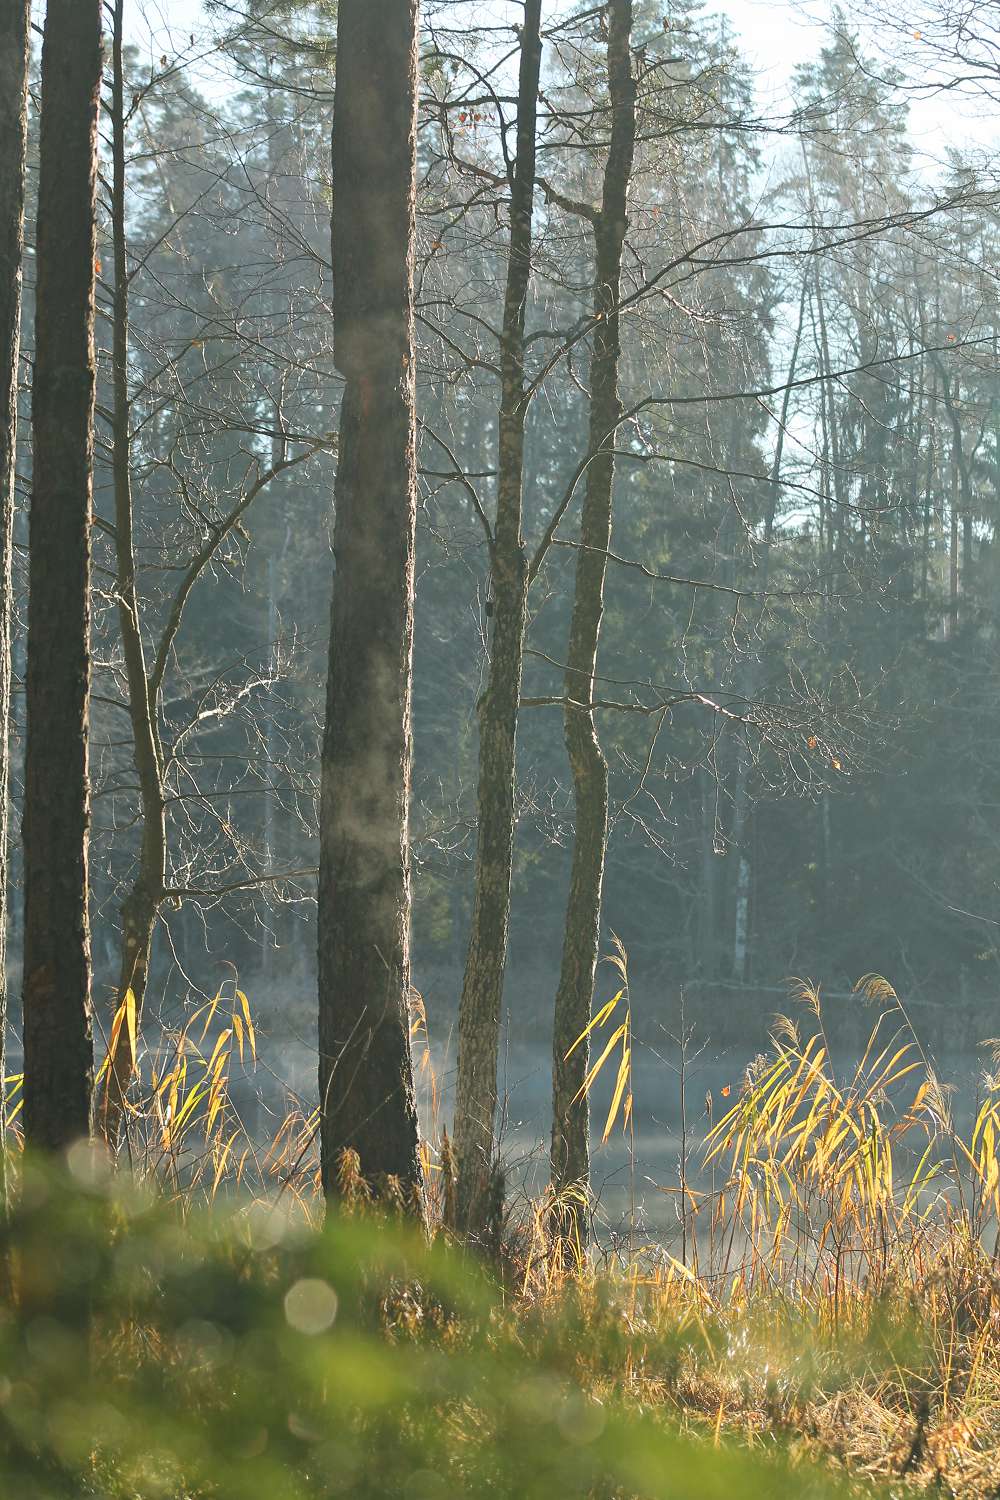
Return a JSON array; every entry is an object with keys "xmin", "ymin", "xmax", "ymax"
[
  {"xmin": 318, "ymin": 0, "xmax": 422, "ymax": 1205},
  {"xmin": 817, "ymin": 791, "xmax": 831, "ymax": 933},
  {"xmin": 100, "ymin": 0, "xmax": 167, "ymax": 1147},
  {"xmin": 730, "ymin": 275, "xmax": 807, "ymax": 982},
  {"xmin": 452, "ymin": 0, "xmax": 543, "ymax": 1240},
  {"xmin": 0, "ymin": 0, "xmax": 30, "ymax": 1194},
  {"xmin": 949, "ymin": 436, "xmax": 959, "ymax": 635},
  {"xmin": 23, "ymin": 0, "xmax": 102, "ymax": 1152},
  {"xmin": 550, "ymin": 0, "xmax": 636, "ymax": 1224},
  {"xmin": 731, "ymin": 795, "xmax": 752, "ymax": 980},
  {"xmin": 699, "ymin": 769, "xmax": 719, "ymax": 979},
  {"xmin": 939, "ymin": 369, "xmax": 972, "ymax": 626}
]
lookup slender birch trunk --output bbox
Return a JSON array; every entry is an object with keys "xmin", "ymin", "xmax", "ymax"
[
  {"xmin": 100, "ymin": 0, "xmax": 168, "ymax": 1146},
  {"xmin": 452, "ymin": 0, "xmax": 543, "ymax": 1239},
  {"xmin": 731, "ymin": 274, "xmax": 809, "ymax": 980},
  {"xmin": 550, "ymin": 0, "xmax": 636, "ymax": 1222}
]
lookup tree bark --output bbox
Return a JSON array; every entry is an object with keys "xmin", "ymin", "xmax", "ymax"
[
  {"xmin": 318, "ymin": 0, "xmax": 423, "ymax": 1205},
  {"xmin": 452, "ymin": 0, "xmax": 543, "ymax": 1239},
  {"xmin": 949, "ymin": 421, "xmax": 959, "ymax": 635},
  {"xmin": 550, "ymin": 0, "xmax": 636, "ymax": 1224},
  {"xmin": 100, "ymin": 0, "xmax": 167, "ymax": 1147},
  {"xmin": 23, "ymin": 0, "xmax": 102, "ymax": 1151},
  {"xmin": 937, "ymin": 365, "xmax": 972, "ymax": 628},
  {"xmin": 698, "ymin": 768, "xmax": 719, "ymax": 979},
  {"xmin": 731, "ymin": 274, "xmax": 808, "ymax": 981},
  {"xmin": 0, "ymin": 0, "xmax": 30, "ymax": 1195}
]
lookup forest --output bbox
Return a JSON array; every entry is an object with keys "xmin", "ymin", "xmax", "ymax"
[{"xmin": 3, "ymin": 0, "xmax": 1000, "ymax": 1494}]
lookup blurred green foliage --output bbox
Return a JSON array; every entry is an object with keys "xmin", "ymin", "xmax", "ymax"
[{"xmin": 0, "ymin": 1154, "xmax": 863, "ymax": 1499}]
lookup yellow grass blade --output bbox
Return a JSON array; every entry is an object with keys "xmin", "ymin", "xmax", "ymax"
[
  {"xmin": 236, "ymin": 989, "xmax": 257, "ymax": 1060},
  {"xmin": 566, "ymin": 990, "xmax": 624, "ymax": 1060},
  {"xmin": 125, "ymin": 987, "xmax": 137, "ymax": 1073},
  {"xmin": 572, "ymin": 1021, "xmax": 627, "ymax": 1106},
  {"xmin": 602, "ymin": 1046, "xmax": 632, "ymax": 1143}
]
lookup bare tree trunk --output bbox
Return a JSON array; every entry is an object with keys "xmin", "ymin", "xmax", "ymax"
[
  {"xmin": 921, "ymin": 417, "xmax": 934, "ymax": 605},
  {"xmin": 731, "ymin": 274, "xmax": 808, "ymax": 981},
  {"xmin": 800, "ymin": 143, "xmax": 848, "ymax": 564},
  {"xmin": 993, "ymin": 322, "xmax": 999, "ymax": 524},
  {"xmin": 0, "ymin": 0, "xmax": 30, "ymax": 1195},
  {"xmin": 818, "ymin": 791, "xmax": 831, "ymax": 931},
  {"xmin": 98, "ymin": 18, "xmax": 317, "ymax": 1141},
  {"xmin": 23, "ymin": 0, "xmax": 102, "ymax": 1151},
  {"xmin": 318, "ymin": 0, "xmax": 423, "ymax": 1205},
  {"xmin": 938, "ymin": 366, "xmax": 973, "ymax": 626},
  {"xmin": 949, "ymin": 426, "xmax": 959, "ymax": 635},
  {"xmin": 452, "ymin": 0, "xmax": 543, "ymax": 1239},
  {"xmin": 100, "ymin": 0, "xmax": 167, "ymax": 1147},
  {"xmin": 698, "ymin": 768, "xmax": 719, "ymax": 978},
  {"xmin": 550, "ymin": 0, "xmax": 636, "ymax": 1222}
]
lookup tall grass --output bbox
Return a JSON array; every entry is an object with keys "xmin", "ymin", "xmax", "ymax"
[
  {"xmin": 557, "ymin": 967, "xmax": 1000, "ymax": 1493},
  {"xmin": 694, "ymin": 975, "xmax": 1000, "ymax": 1300},
  {"xmin": 8, "ymin": 966, "xmax": 1000, "ymax": 1493}
]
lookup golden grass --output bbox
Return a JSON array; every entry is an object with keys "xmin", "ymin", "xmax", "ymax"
[
  {"xmin": 50, "ymin": 967, "xmax": 1000, "ymax": 1495},
  {"xmin": 529, "ymin": 967, "xmax": 1000, "ymax": 1495}
]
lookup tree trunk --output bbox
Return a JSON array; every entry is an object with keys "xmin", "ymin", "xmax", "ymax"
[
  {"xmin": 698, "ymin": 769, "xmax": 719, "ymax": 979},
  {"xmin": 731, "ymin": 274, "xmax": 808, "ymax": 981},
  {"xmin": 949, "ymin": 429, "xmax": 959, "ymax": 635},
  {"xmin": 23, "ymin": 0, "xmax": 102, "ymax": 1152},
  {"xmin": 731, "ymin": 760, "xmax": 751, "ymax": 981},
  {"xmin": 550, "ymin": 0, "xmax": 636, "ymax": 1223},
  {"xmin": 993, "ymin": 323, "xmax": 999, "ymax": 526},
  {"xmin": 938, "ymin": 367, "xmax": 973, "ymax": 628},
  {"xmin": 452, "ymin": 0, "xmax": 543, "ymax": 1240},
  {"xmin": 0, "ymin": 0, "xmax": 30, "ymax": 1196},
  {"xmin": 921, "ymin": 372, "xmax": 934, "ymax": 606},
  {"xmin": 817, "ymin": 791, "xmax": 831, "ymax": 934},
  {"xmin": 318, "ymin": 0, "xmax": 422, "ymax": 1205},
  {"xmin": 100, "ymin": 0, "xmax": 167, "ymax": 1147}
]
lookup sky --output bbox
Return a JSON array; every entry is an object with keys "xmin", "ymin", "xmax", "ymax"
[
  {"xmin": 121, "ymin": 0, "xmax": 999, "ymax": 166},
  {"xmin": 722, "ymin": 0, "xmax": 999, "ymax": 162}
]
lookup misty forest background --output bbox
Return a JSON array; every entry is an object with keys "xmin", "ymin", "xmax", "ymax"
[{"xmin": 9, "ymin": 0, "xmax": 1000, "ymax": 1193}]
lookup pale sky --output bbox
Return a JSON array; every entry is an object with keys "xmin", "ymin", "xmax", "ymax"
[{"xmin": 723, "ymin": 0, "xmax": 999, "ymax": 163}]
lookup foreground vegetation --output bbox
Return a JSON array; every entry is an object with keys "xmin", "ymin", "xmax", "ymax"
[
  {"xmin": 6, "ymin": 975, "xmax": 1000, "ymax": 1496},
  {"xmin": 0, "ymin": 1156, "xmax": 859, "ymax": 1500}
]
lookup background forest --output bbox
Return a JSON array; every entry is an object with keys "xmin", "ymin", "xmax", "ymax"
[
  {"xmin": 7, "ymin": 2, "xmax": 1000, "ymax": 1496},
  {"xmin": 18, "ymin": 0, "xmax": 994, "ymax": 1064}
]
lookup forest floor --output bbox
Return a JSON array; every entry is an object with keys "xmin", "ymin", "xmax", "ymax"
[
  {"xmin": 5, "ymin": 1148, "xmax": 1000, "ymax": 1499},
  {"xmin": 9, "ymin": 978, "xmax": 1000, "ymax": 1497}
]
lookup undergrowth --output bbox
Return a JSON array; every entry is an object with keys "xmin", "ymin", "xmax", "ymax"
[{"xmin": 5, "ymin": 968, "xmax": 1000, "ymax": 1495}]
